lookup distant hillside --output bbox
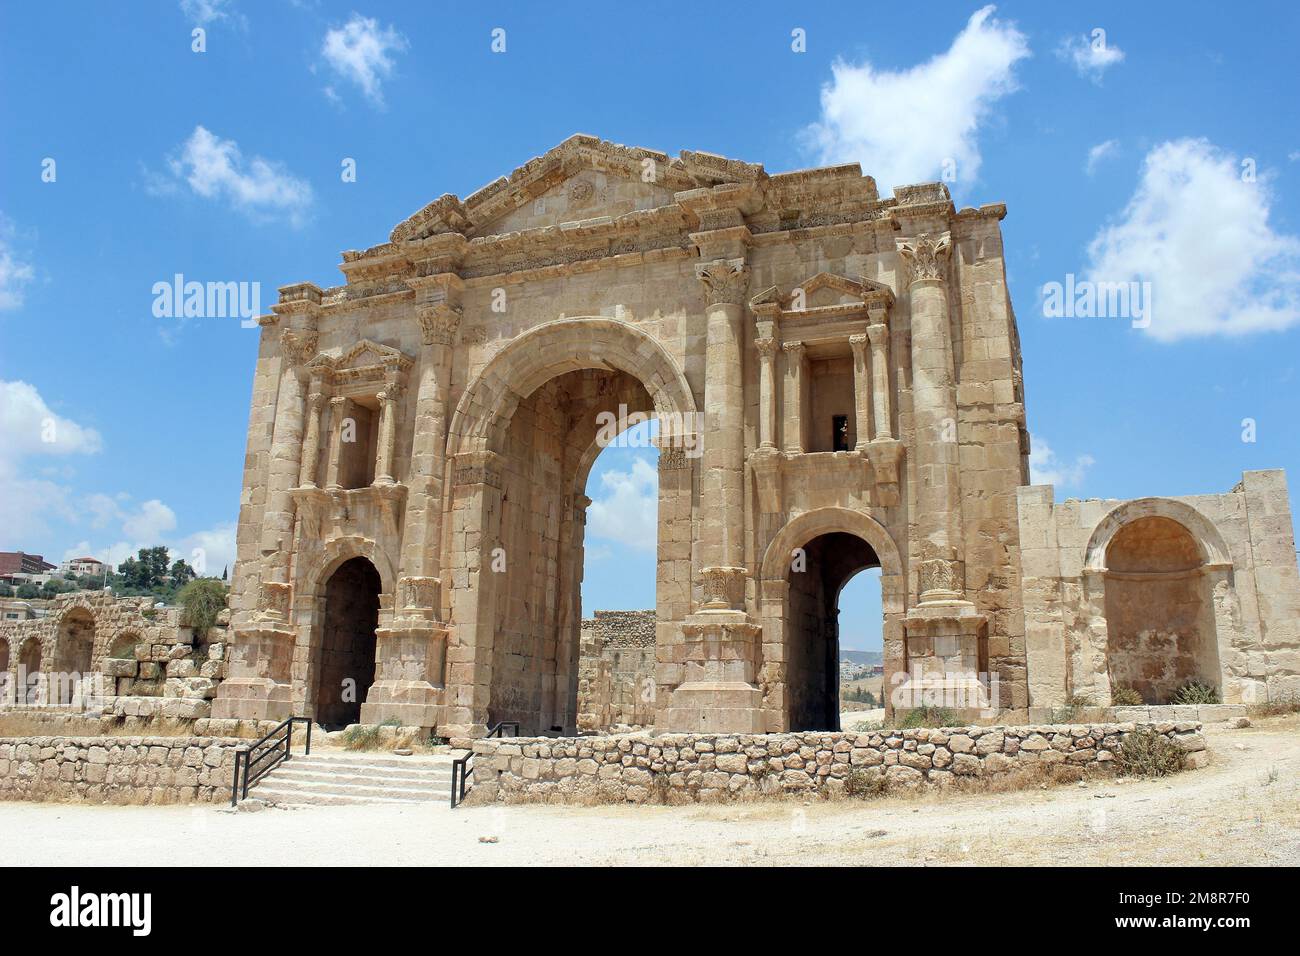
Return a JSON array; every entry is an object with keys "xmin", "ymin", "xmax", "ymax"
[{"xmin": 841, "ymin": 650, "xmax": 883, "ymax": 666}]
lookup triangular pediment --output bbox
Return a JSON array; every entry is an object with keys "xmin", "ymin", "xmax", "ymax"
[
  {"xmin": 750, "ymin": 272, "xmax": 895, "ymax": 313},
  {"xmin": 389, "ymin": 135, "xmax": 768, "ymax": 243},
  {"xmin": 332, "ymin": 339, "xmax": 411, "ymax": 371}
]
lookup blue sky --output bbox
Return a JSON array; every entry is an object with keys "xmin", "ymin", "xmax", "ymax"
[{"xmin": 2, "ymin": 2, "xmax": 1298, "ymax": 649}]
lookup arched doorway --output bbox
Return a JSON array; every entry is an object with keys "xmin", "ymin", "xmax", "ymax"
[
  {"xmin": 784, "ymin": 532, "xmax": 880, "ymax": 731},
  {"xmin": 18, "ymin": 640, "xmax": 42, "ymax": 706},
  {"xmin": 445, "ymin": 318, "xmax": 697, "ymax": 736},
  {"xmin": 1103, "ymin": 516, "xmax": 1220, "ymax": 703},
  {"xmin": 54, "ymin": 608, "xmax": 95, "ymax": 706},
  {"xmin": 314, "ymin": 556, "xmax": 381, "ymax": 728}
]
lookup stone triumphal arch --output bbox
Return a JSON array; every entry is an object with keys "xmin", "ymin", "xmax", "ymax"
[{"xmin": 213, "ymin": 135, "xmax": 1300, "ymax": 737}]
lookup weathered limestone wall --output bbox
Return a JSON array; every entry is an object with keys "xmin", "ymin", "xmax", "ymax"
[
  {"xmin": 1018, "ymin": 470, "xmax": 1300, "ymax": 707},
  {"xmin": 0, "ymin": 592, "xmax": 230, "ymax": 718},
  {"xmin": 0, "ymin": 735, "xmax": 243, "ymax": 804},
  {"xmin": 576, "ymin": 610, "xmax": 656, "ymax": 731},
  {"xmin": 469, "ymin": 721, "xmax": 1206, "ymax": 804}
]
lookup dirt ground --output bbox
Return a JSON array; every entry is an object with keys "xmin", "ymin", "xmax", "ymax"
[{"xmin": 1, "ymin": 719, "xmax": 1296, "ymax": 867}]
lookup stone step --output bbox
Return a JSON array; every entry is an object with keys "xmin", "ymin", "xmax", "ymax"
[
  {"xmin": 269, "ymin": 766, "xmax": 453, "ymax": 787},
  {"xmin": 279, "ymin": 759, "xmax": 454, "ymax": 780},
  {"xmin": 285, "ymin": 752, "xmax": 458, "ymax": 771},
  {"xmin": 251, "ymin": 785, "xmax": 447, "ymax": 807},
  {"xmin": 247, "ymin": 749, "xmax": 459, "ymax": 807}
]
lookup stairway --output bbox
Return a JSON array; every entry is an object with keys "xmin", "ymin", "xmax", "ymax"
[{"xmin": 249, "ymin": 751, "xmax": 456, "ymax": 807}]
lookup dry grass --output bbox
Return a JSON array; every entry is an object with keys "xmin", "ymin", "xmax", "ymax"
[
  {"xmin": 1248, "ymin": 694, "xmax": 1300, "ymax": 719},
  {"xmin": 0, "ymin": 713, "xmax": 201, "ymax": 739}
]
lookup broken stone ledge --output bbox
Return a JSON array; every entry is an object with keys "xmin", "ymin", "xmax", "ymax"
[{"xmin": 467, "ymin": 722, "xmax": 1207, "ymax": 805}]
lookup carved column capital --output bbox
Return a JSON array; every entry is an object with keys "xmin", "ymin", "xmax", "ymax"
[
  {"xmin": 695, "ymin": 258, "xmax": 750, "ymax": 307},
  {"xmin": 866, "ymin": 321, "xmax": 889, "ymax": 347},
  {"xmin": 416, "ymin": 303, "xmax": 462, "ymax": 347},
  {"xmin": 279, "ymin": 327, "xmax": 318, "ymax": 366},
  {"xmin": 781, "ymin": 339, "xmax": 806, "ymax": 358},
  {"xmin": 755, "ymin": 337, "xmax": 777, "ymax": 360},
  {"xmin": 896, "ymin": 232, "xmax": 952, "ymax": 285},
  {"xmin": 848, "ymin": 332, "xmax": 868, "ymax": 356}
]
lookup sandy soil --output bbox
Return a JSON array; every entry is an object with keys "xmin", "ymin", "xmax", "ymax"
[{"xmin": 2, "ymin": 719, "xmax": 1296, "ymax": 867}]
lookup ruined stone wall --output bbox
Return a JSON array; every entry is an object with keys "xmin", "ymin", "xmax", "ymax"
[
  {"xmin": 576, "ymin": 611, "xmax": 656, "ymax": 731},
  {"xmin": 0, "ymin": 735, "xmax": 243, "ymax": 804},
  {"xmin": 0, "ymin": 592, "xmax": 230, "ymax": 719},
  {"xmin": 1018, "ymin": 470, "xmax": 1300, "ymax": 707},
  {"xmin": 469, "ymin": 721, "xmax": 1206, "ymax": 804}
]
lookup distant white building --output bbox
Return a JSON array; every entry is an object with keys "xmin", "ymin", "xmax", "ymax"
[{"xmin": 62, "ymin": 556, "xmax": 105, "ymax": 577}]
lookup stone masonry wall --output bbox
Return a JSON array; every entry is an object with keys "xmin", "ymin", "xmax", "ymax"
[
  {"xmin": 469, "ymin": 721, "xmax": 1206, "ymax": 805},
  {"xmin": 576, "ymin": 610, "xmax": 656, "ymax": 731},
  {"xmin": 0, "ymin": 735, "xmax": 244, "ymax": 804}
]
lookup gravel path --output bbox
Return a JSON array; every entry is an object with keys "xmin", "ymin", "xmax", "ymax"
[{"xmin": 2, "ymin": 720, "xmax": 1296, "ymax": 867}]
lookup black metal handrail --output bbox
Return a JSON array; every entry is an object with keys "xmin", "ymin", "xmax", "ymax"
[
  {"xmin": 230, "ymin": 716, "xmax": 312, "ymax": 807},
  {"xmin": 450, "ymin": 720, "xmax": 519, "ymax": 809}
]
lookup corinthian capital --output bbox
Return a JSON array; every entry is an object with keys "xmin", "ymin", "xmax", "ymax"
[
  {"xmin": 896, "ymin": 232, "xmax": 952, "ymax": 285},
  {"xmin": 695, "ymin": 258, "xmax": 750, "ymax": 307},
  {"xmin": 416, "ymin": 303, "xmax": 462, "ymax": 347},
  {"xmin": 279, "ymin": 327, "xmax": 318, "ymax": 366}
]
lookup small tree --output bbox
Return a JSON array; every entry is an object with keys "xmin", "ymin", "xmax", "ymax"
[{"xmin": 177, "ymin": 578, "xmax": 228, "ymax": 640}]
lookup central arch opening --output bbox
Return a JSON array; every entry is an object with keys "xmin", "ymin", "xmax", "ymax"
[
  {"xmin": 786, "ymin": 532, "xmax": 881, "ymax": 731},
  {"xmin": 489, "ymin": 366, "xmax": 658, "ymax": 735},
  {"xmin": 315, "ymin": 556, "xmax": 381, "ymax": 728}
]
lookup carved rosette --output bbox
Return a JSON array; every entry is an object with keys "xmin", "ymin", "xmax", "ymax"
[
  {"xmin": 280, "ymin": 328, "xmax": 318, "ymax": 366},
  {"xmin": 695, "ymin": 258, "xmax": 750, "ymax": 307},
  {"xmin": 896, "ymin": 233, "xmax": 952, "ymax": 286},
  {"xmin": 416, "ymin": 303, "xmax": 462, "ymax": 348}
]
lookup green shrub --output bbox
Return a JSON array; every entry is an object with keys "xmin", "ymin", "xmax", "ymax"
[
  {"xmin": 1170, "ymin": 680, "xmax": 1219, "ymax": 705},
  {"xmin": 1110, "ymin": 687, "xmax": 1143, "ymax": 706},
  {"xmin": 177, "ymin": 578, "xmax": 227, "ymax": 637},
  {"xmin": 897, "ymin": 706, "xmax": 959, "ymax": 729},
  {"xmin": 1115, "ymin": 727, "xmax": 1185, "ymax": 778}
]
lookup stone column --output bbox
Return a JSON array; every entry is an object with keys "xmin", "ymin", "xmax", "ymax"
[
  {"xmin": 898, "ymin": 232, "xmax": 965, "ymax": 604},
  {"xmin": 297, "ymin": 385, "xmax": 326, "ymax": 489},
  {"xmin": 373, "ymin": 383, "xmax": 401, "ymax": 486},
  {"xmin": 756, "ymin": 337, "xmax": 777, "ymax": 450},
  {"xmin": 866, "ymin": 321, "xmax": 893, "ymax": 440},
  {"xmin": 214, "ymin": 288, "xmax": 319, "ymax": 723},
  {"xmin": 324, "ymin": 397, "xmax": 353, "ymax": 491},
  {"xmin": 897, "ymin": 232, "xmax": 988, "ymax": 714},
  {"xmin": 782, "ymin": 341, "xmax": 806, "ymax": 455},
  {"xmin": 695, "ymin": 257, "xmax": 749, "ymax": 598},
  {"xmin": 849, "ymin": 333, "xmax": 871, "ymax": 452},
  {"xmin": 259, "ymin": 321, "xmax": 317, "ymax": 581}
]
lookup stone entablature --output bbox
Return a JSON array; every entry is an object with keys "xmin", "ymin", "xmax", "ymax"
[{"xmin": 467, "ymin": 721, "xmax": 1207, "ymax": 805}]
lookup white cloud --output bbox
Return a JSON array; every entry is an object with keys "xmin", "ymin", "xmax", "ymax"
[
  {"xmin": 804, "ymin": 5, "xmax": 1029, "ymax": 194},
  {"xmin": 1085, "ymin": 139, "xmax": 1119, "ymax": 175},
  {"xmin": 179, "ymin": 0, "xmax": 242, "ymax": 27},
  {"xmin": 1029, "ymin": 435, "xmax": 1094, "ymax": 488},
  {"xmin": 0, "ymin": 379, "xmax": 102, "ymax": 458},
  {"xmin": 0, "ymin": 378, "xmax": 234, "ymax": 578},
  {"xmin": 0, "ymin": 214, "xmax": 35, "ymax": 311},
  {"xmin": 1057, "ymin": 32, "xmax": 1125, "ymax": 82},
  {"xmin": 586, "ymin": 457, "xmax": 658, "ymax": 552},
  {"xmin": 320, "ymin": 14, "xmax": 408, "ymax": 108},
  {"xmin": 1086, "ymin": 138, "xmax": 1300, "ymax": 341},
  {"xmin": 161, "ymin": 126, "xmax": 313, "ymax": 226}
]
